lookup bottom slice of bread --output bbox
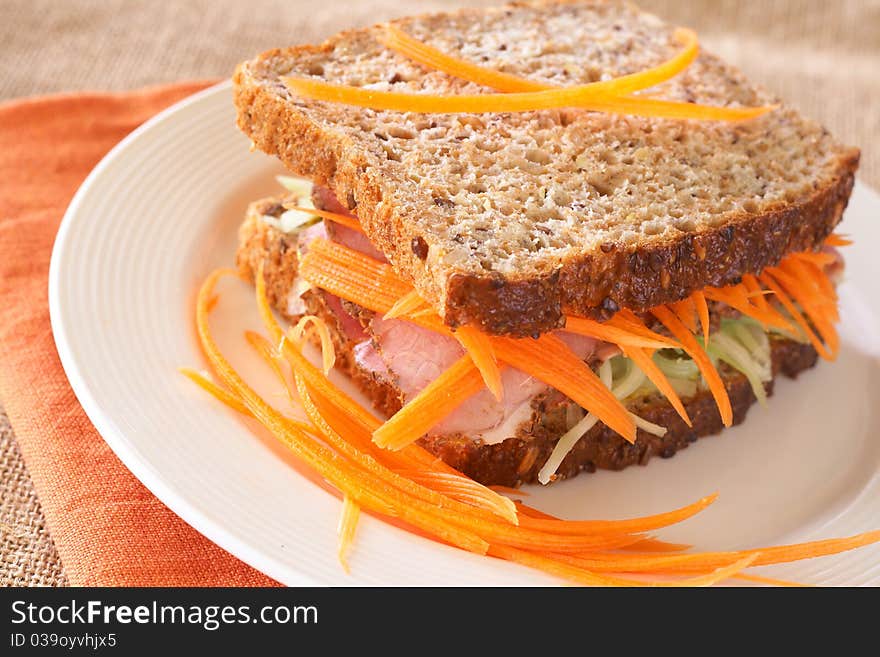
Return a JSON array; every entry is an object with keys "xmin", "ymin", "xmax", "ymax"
[{"xmin": 237, "ymin": 209, "xmax": 819, "ymax": 487}]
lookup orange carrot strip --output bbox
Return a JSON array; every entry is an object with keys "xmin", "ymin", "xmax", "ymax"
[
  {"xmin": 779, "ymin": 258, "xmax": 839, "ymax": 317},
  {"xmin": 517, "ymin": 494, "xmax": 715, "ymax": 535},
  {"xmin": 551, "ymin": 552, "xmax": 759, "ymax": 586},
  {"xmin": 824, "ymin": 233, "xmax": 852, "ymax": 247},
  {"xmin": 380, "ymin": 24, "xmax": 699, "ymax": 96},
  {"xmin": 651, "ymin": 305, "xmax": 732, "ymax": 426},
  {"xmin": 621, "ymin": 538, "xmax": 692, "ymax": 553},
  {"xmin": 620, "ymin": 345, "xmax": 692, "ymax": 426},
  {"xmin": 765, "ymin": 266, "xmax": 839, "ymax": 355},
  {"xmin": 703, "ymin": 284, "xmax": 794, "ymax": 331},
  {"xmin": 554, "ymin": 530, "xmax": 880, "ymax": 573},
  {"xmin": 300, "ymin": 368, "xmax": 519, "ymax": 524},
  {"xmin": 669, "ymin": 297, "xmax": 698, "ymax": 333},
  {"xmin": 454, "ymin": 325, "xmax": 504, "ymax": 401},
  {"xmin": 299, "ymin": 238, "xmax": 411, "ymax": 313},
  {"xmin": 563, "ymin": 315, "xmax": 670, "ymax": 349},
  {"xmin": 384, "ymin": 289, "xmax": 428, "ymax": 319},
  {"xmin": 179, "ymin": 367, "xmax": 251, "ymax": 415},
  {"xmin": 373, "ymin": 355, "xmax": 486, "ymax": 450},
  {"xmin": 691, "ymin": 290, "xmax": 710, "ymax": 345},
  {"xmin": 758, "ymin": 272, "xmax": 832, "ymax": 360},
  {"xmin": 791, "ymin": 255, "xmax": 837, "ymax": 302},
  {"xmin": 283, "ymin": 75, "xmax": 777, "ymax": 121},
  {"xmin": 399, "ymin": 470, "xmax": 520, "ymax": 523},
  {"xmin": 492, "ymin": 334, "xmax": 636, "ymax": 443},
  {"xmin": 607, "ymin": 310, "xmax": 682, "ymax": 348},
  {"xmin": 492, "ymin": 545, "xmax": 757, "ymax": 587},
  {"xmin": 337, "ymin": 495, "xmax": 360, "ymax": 573},
  {"xmin": 285, "ymin": 205, "xmax": 364, "ymax": 233},
  {"xmin": 733, "ymin": 573, "xmax": 807, "ymax": 587},
  {"xmin": 489, "ymin": 485, "xmax": 528, "ymax": 497}
]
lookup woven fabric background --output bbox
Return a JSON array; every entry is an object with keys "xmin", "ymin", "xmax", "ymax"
[{"xmin": 1, "ymin": 0, "xmax": 877, "ymax": 586}]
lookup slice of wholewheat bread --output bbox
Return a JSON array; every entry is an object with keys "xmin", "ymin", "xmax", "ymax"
[
  {"xmin": 234, "ymin": 0, "xmax": 857, "ymax": 338},
  {"xmin": 237, "ymin": 208, "xmax": 819, "ymax": 486}
]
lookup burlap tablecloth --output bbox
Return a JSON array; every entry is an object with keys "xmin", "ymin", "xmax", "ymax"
[{"xmin": 1, "ymin": 0, "xmax": 877, "ymax": 587}]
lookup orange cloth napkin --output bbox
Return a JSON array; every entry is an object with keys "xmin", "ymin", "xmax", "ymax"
[{"xmin": 0, "ymin": 82, "xmax": 278, "ymax": 586}]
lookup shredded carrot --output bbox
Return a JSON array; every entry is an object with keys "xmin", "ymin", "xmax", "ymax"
[
  {"xmin": 401, "ymin": 470, "xmax": 519, "ymax": 523},
  {"xmin": 185, "ymin": 264, "xmax": 878, "ymax": 586},
  {"xmin": 384, "ymin": 289, "xmax": 428, "ymax": 319},
  {"xmin": 454, "ymin": 325, "xmax": 504, "ymax": 401},
  {"xmin": 373, "ymin": 355, "xmax": 485, "ymax": 450},
  {"xmin": 790, "ymin": 254, "xmax": 837, "ymax": 301},
  {"xmin": 824, "ymin": 233, "xmax": 852, "ymax": 247},
  {"xmin": 703, "ymin": 283, "xmax": 794, "ymax": 332},
  {"xmin": 283, "ymin": 75, "xmax": 777, "ymax": 121},
  {"xmin": 489, "ymin": 485, "xmax": 528, "ymax": 497},
  {"xmin": 337, "ymin": 495, "xmax": 360, "ymax": 573},
  {"xmin": 299, "ymin": 238, "xmax": 412, "ymax": 314},
  {"xmin": 518, "ymin": 494, "xmax": 715, "ymax": 535},
  {"xmin": 563, "ymin": 315, "xmax": 670, "ymax": 349},
  {"xmin": 555, "ymin": 530, "xmax": 880, "ymax": 574},
  {"xmin": 620, "ymin": 345, "xmax": 692, "ymax": 426},
  {"xmin": 199, "ymin": 268, "xmax": 491, "ymax": 554},
  {"xmin": 758, "ymin": 272, "xmax": 832, "ymax": 360},
  {"xmin": 179, "ymin": 367, "xmax": 251, "ymax": 415},
  {"xmin": 669, "ymin": 297, "xmax": 698, "ymax": 333},
  {"xmin": 492, "ymin": 334, "xmax": 636, "ymax": 443},
  {"xmin": 606, "ymin": 309, "xmax": 681, "ymax": 348},
  {"xmin": 733, "ymin": 573, "xmax": 807, "ymax": 587},
  {"xmin": 691, "ymin": 290, "xmax": 710, "ymax": 345},
  {"xmin": 764, "ymin": 266, "xmax": 839, "ymax": 356},
  {"xmin": 284, "ymin": 205, "xmax": 364, "ymax": 233},
  {"xmin": 380, "ymin": 24, "xmax": 699, "ymax": 96},
  {"xmin": 622, "ymin": 538, "xmax": 692, "ymax": 553},
  {"xmin": 651, "ymin": 305, "xmax": 732, "ymax": 426}
]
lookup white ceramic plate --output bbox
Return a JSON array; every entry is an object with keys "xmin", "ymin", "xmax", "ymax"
[{"xmin": 50, "ymin": 81, "xmax": 880, "ymax": 585}]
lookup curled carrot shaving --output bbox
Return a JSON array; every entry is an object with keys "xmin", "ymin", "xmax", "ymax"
[
  {"xmin": 493, "ymin": 334, "xmax": 636, "ymax": 443},
  {"xmin": 620, "ymin": 345, "xmax": 692, "ymax": 426},
  {"xmin": 380, "ymin": 24, "xmax": 699, "ymax": 96},
  {"xmin": 285, "ymin": 205, "xmax": 364, "ymax": 233},
  {"xmin": 373, "ymin": 355, "xmax": 486, "ymax": 450},
  {"xmin": 454, "ymin": 325, "xmax": 504, "ymax": 401},
  {"xmin": 283, "ymin": 75, "xmax": 777, "ymax": 121},
  {"xmin": 651, "ymin": 305, "xmax": 732, "ymax": 426},
  {"xmin": 691, "ymin": 291, "xmax": 710, "ymax": 345},
  {"xmin": 337, "ymin": 495, "xmax": 360, "ymax": 573},
  {"xmin": 289, "ymin": 314, "xmax": 336, "ymax": 374},
  {"xmin": 563, "ymin": 315, "xmax": 670, "ymax": 349}
]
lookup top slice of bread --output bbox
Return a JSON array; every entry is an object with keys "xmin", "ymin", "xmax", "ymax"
[{"xmin": 234, "ymin": 0, "xmax": 859, "ymax": 337}]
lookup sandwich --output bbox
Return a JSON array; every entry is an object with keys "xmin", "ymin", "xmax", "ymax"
[{"xmin": 230, "ymin": 0, "xmax": 858, "ymax": 488}]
